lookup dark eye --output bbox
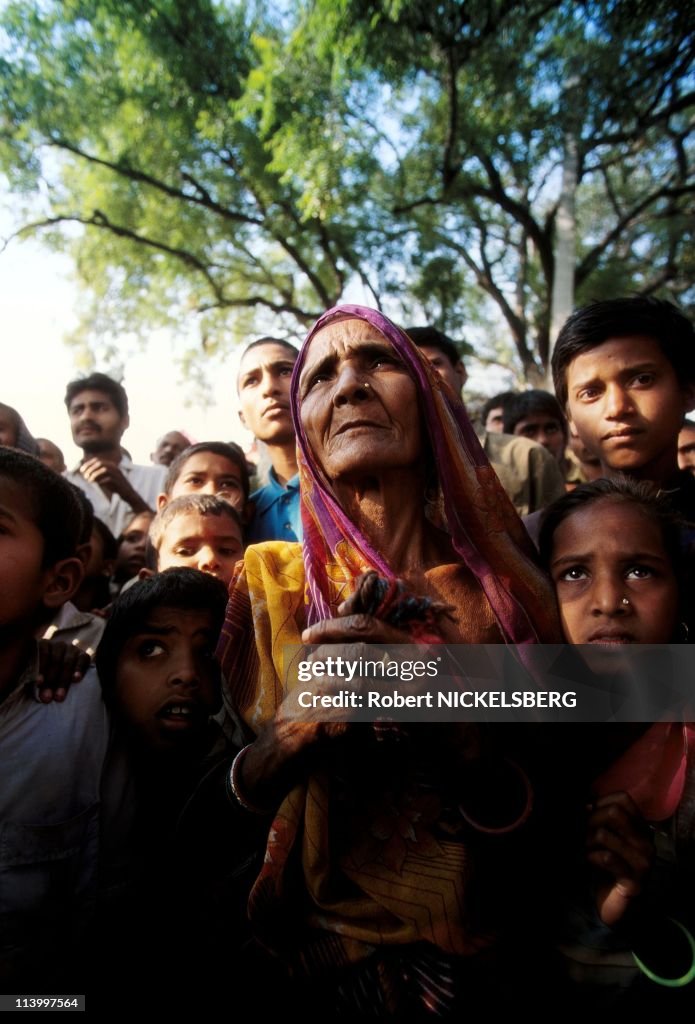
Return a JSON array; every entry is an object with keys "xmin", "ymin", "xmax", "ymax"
[
  {"xmin": 305, "ymin": 371, "xmax": 331, "ymax": 392},
  {"xmin": 632, "ymin": 373, "xmax": 655, "ymax": 387},
  {"xmin": 625, "ymin": 565, "xmax": 655, "ymax": 580},
  {"xmin": 218, "ymin": 479, "xmax": 241, "ymax": 492},
  {"xmin": 370, "ymin": 354, "xmax": 399, "ymax": 370},
  {"xmin": 138, "ymin": 640, "xmax": 165, "ymax": 658},
  {"xmin": 577, "ymin": 387, "xmax": 600, "ymax": 401},
  {"xmin": 558, "ymin": 566, "xmax": 588, "ymax": 582}
]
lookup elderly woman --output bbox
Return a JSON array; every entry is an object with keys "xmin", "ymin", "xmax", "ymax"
[{"xmin": 218, "ymin": 306, "xmax": 562, "ymax": 1014}]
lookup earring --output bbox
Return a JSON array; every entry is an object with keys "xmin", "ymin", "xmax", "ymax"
[{"xmin": 679, "ymin": 621, "xmax": 690, "ymax": 643}]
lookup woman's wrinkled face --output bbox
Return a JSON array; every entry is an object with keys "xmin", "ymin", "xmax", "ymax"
[{"xmin": 298, "ymin": 319, "xmax": 422, "ymax": 482}]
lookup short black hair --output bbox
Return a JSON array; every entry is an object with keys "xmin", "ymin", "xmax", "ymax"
[
  {"xmin": 552, "ymin": 297, "xmax": 695, "ymax": 408},
  {"xmin": 405, "ymin": 327, "xmax": 463, "ymax": 369},
  {"xmin": 64, "ymin": 372, "xmax": 129, "ymax": 418},
  {"xmin": 502, "ymin": 390, "xmax": 568, "ymax": 437},
  {"xmin": 67, "ymin": 483, "xmax": 95, "ymax": 546},
  {"xmin": 150, "ymin": 493, "xmax": 244, "ymax": 553},
  {"xmin": 682, "ymin": 419, "xmax": 695, "ymax": 431},
  {"xmin": 480, "ymin": 391, "xmax": 518, "ymax": 428},
  {"xmin": 96, "ymin": 567, "xmax": 228, "ymax": 705},
  {"xmin": 241, "ymin": 337, "xmax": 298, "ymax": 361},
  {"xmin": 92, "ymin": 517, "xmax": 118, "ymax": 561},
  {"xmin": 164, "ymin": 441, "xmax": 250, "ymax": 501},
  {"xmin": 237, "ymin": 338, "xmax": 298, "ymax": 392},
  {"xmin": 538, "ymin": 477, "xmax": 685, "ymax": 581},
  {"xmin": 0, "ymin": 448, "xmax": 82, "ymax": 566}
]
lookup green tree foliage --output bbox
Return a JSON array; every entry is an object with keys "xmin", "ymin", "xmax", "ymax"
[
  {"xmin": 0, "ymin": 0, "xmax": 368, "ymax": 358},
  {"xmin": 1, "ymin": 0, "xmax": 693, "ymax": 376}
]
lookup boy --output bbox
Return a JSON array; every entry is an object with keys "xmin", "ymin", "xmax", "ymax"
[
  {"xmin": 94, "ymin": 569, "xmax": 266, "ymax": 1011},
  {"xmin": 158, "ymin": 440, "xmax": 250, "ymax": 519},
  {"xmin": 551, "ymin": 297, "xmax": 695, "ymax": 518},
  {"xmin": 502, "ymin": 390, "xmax": 568, "ymax": 469},
  {"xmin": 97, "ymin": 568, "xmax": 227, "ymax": 757},
  {"xmin": 149, "ymin": 494, "xmax": 245, "ymax": 587},
  {"xmin": 0, "ymin": 448, "xmax": 109, "ymax": 986},
  {"xmin": 39, "ymin": 483, "xmax": 107, "ymax": 654}
]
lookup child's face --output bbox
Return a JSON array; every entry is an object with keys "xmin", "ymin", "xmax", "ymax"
[
  {"xmin": 169, "ymin": 453, "xmax": 246, "ymax": 514},
  {"xmin": 157, "ymin": 512, "xmax": 243, "ymax": 587},
  {"xmin": 565, "ymin": 336, "xmax": 695, "ymax": 480},
  {"xmin": 116, "ymin": 513, "xmax": 152, "ymax": 579},
  {"xmin": 549, "ymin": 499, "xmax": 679, "ymax": 645},
  {"xmin": 0, "ymin": 479, "xmax": 52, "ymax": 628},
  {"xmin": 115, "ymin": 606, "xmax": 221, "ymax": 753}
]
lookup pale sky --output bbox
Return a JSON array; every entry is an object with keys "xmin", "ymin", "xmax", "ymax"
[
  {"xmin": 1, "ymin": 227, "xmax": 256, "ymax": 467},
  {"xmin": 1, "ymin": 217, "xmax": 510, "ymax": 469}
]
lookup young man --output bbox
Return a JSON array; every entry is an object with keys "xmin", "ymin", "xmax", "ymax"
[
  {"xmin": 405, "ymin": 326, "xmax": 468, "ymax": 396},
  {"xmin": 237, "ymin": 337, "xmax": 301, "ymax": 542},
  {"xmin": 480, "ymin": 392, "xmax": 518, "ymax": 434},
  {"xmin": 0, "ymin": 449, "xmax": 110, "ymax": 986},
  {"xmin": 502, "ymin": 390, "xmax": 573, "ymax": 485},
  {"xmin": 64, "ymin": 372, "xmax": 166, "ymax": 537},
  {"xmin": 552, "ymin": 297, "xmax": 695, "ymax": 518},
  {"xmin": 502, "ymin": 390, "xmax": 568, "ymax": 467},
  {"xmin": 410, "ymin": 330, "xmax": 565, "ymax": 516}
]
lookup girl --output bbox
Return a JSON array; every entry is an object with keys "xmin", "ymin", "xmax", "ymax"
[{"xmin": 539, "ymin": 478, "xmax": 695, "ymax": 1002}]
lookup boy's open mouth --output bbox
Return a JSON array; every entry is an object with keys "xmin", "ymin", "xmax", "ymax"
[{"xmin": 157, "ymin": 700, "xmax": 201, "ymax": 726}]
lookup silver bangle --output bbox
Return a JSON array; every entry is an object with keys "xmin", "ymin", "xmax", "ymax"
[{"xmin": 227, "ymin": 744, "xmax": 270, "ymax": 815}]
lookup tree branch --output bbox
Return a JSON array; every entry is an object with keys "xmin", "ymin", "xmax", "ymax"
[
  {"xmin": 577, "ymin": 184, "xmax": 695, "ymax": 285},
  {"xmin": 47, "ymin": 136, "xmax": 264, "ymax": 226}
]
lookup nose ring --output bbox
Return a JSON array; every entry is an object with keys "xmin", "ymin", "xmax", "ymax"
[
  {"xmin": 363, "ymin": 382, "xmax": 370, "ymax": 389},
  {"xmin": 621, "ymin": 597, "xmax": 630, "ymax": 606}
]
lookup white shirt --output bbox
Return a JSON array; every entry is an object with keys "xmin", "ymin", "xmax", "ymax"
[
  {"xmin": 0, "ymin": 664, "xmax": 110, "ymax": 982},
  {"xmin": 65, "ymin": 456, "xmax": 166, "ymax": 538}
]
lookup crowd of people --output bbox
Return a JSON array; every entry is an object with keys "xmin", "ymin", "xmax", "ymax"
[{"xmin": 1, "ymin": 295, "xmax": 695, "ymax": 1014}]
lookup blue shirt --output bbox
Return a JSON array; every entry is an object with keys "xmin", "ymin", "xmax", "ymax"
[{"xmin": 247, "ymin": 469, "xmax": 302, "ymax": 544}]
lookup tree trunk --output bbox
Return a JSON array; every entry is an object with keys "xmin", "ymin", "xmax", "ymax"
[{"xmin": 546, "ymin": 129, "xmax": 578, "ymax": 388}]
